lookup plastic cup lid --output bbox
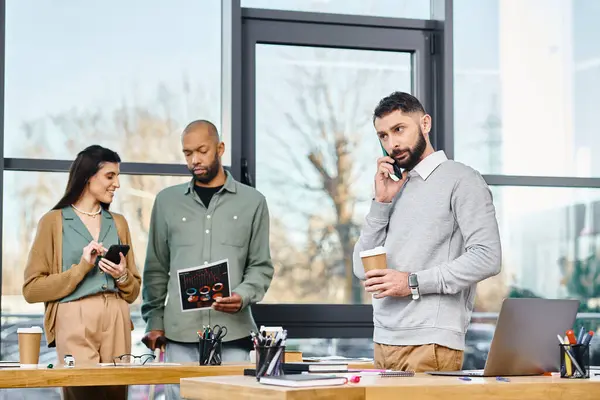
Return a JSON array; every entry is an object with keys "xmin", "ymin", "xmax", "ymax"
[
  {"xmin": 359, "ymin": 246, "xmax": 386, "ymax": 258},
  {"xmin": 17, "ymin": 326, "xmax": 43, "ymax": 334}
]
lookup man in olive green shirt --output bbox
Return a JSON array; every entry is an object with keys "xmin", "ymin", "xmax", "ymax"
[{"xmin": 141, "ymin": 120, "xmax": 273, "ymax": 400}]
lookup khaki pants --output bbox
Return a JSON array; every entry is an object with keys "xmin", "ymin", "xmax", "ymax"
[
  {"xmin": 374, "ymin": 343, "xmax": 464, "ymax": 372},
  {"xmin": 56, "ymin": 292, "xmax": 131, "ymax": 400}
]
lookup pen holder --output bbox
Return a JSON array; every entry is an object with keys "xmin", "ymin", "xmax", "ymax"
[
  {"xmin": 560, "ymin": 343, "xmax": 589, "ymax": 379},
  {"xmin": 255, "ymin": 345, "xmax": 285, "ymax": 380},
  {"xmin": 198, "ymin": 338, "xmax": 222, "ymax": 366}
]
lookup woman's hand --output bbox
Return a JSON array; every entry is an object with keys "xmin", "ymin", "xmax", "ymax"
[
  {"xmin": 98, "ymin": 253, "xmax": 127, "ymax": 280},
  {"xmin": 81, "ymin": 241, "xmax": 107, "ymax": 265}
]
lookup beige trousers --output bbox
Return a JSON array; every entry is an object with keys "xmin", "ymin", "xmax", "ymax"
[
  {"xmin": 374, "ymin": 343, "xmax": 464, "ymax": 372},
  {"xmin": 55, "ymin": 292, "xmax": 131, "ymax": 400}
]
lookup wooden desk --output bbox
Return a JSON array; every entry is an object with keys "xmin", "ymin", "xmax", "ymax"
[
  {"xmin": 0, "ymin": 363, "xmax": 248, "ymax": 389},
  {"xmin": 0, "ymin": 362, "xmax": 373, "ymax": 389},
  {"xmin": 180, "ymin": 374, "xmax": 600, "ymax": 400}
]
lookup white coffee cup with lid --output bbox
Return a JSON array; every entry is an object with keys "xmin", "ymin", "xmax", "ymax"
[{"xmin": 359, "ymin": 246, "xmax": 388, "ymax": 273}]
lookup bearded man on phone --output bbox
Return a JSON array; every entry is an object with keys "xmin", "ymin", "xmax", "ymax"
[{"xmin": 353, "ymin": 92, "xmax": 502, "ymax": 372}]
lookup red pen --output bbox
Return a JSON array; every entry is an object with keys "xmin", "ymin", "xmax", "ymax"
[{"xmin": 566, "ymin": 329, "xmax": 577, "ymax": 345}]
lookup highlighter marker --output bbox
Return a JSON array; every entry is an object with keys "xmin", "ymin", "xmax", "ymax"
[
  {"xmin": 563, "ymin": 335, "xmax": 573, "ymax": 377},
  {"xmin": 560, "ymin": 335, "xmax": 585, "ymax": 377},
  {"xmin": 566, "ymin": 330, "xmax": 577, "ymax": 345},
  {"xmin": 558, "ymin": 335, "xmax": 574, "ymax": 377}
]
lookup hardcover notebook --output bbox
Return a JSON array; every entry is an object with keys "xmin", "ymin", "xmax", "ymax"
[
  {"xmin": 258, "ymin": 374, "xmax": 348, "ymax": 388},
  {"xmin": 380, "ymin": 370, "xmax": 415, "ymax": 377},
  {"xmin": 283, "ymin": 362, "xmax": 348, "ymax": 373}
]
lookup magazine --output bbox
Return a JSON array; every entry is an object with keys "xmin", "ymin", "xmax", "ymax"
[{"xmin": 177, "ymin": 259, "xmax": 231, "ymax": 312}]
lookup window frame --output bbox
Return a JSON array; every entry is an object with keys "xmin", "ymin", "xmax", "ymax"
[{"xmin": 234, "ymin": 2, "xmax": 448, "ymax": 338}]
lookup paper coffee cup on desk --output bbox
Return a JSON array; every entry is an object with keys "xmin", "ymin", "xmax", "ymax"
[
  {"xmin": 17, "ymin": 326, "xmax": 43, "ymax": 368},
  {"xmin": 360, "ymin": 247, "xmax": 388, "ymax": 272}
]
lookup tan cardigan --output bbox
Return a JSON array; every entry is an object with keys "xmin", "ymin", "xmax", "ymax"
[{"xmin": 22, "ymin": 209, "xmax": 141, "ymax": 347}]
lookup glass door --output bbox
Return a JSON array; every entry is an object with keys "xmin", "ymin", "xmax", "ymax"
[{"xmin": 241, "ymin": 15, "xmax": 434, "ymax": 305}]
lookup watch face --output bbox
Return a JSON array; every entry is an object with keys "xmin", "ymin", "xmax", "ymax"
[{"xmin": 408, "ymin": 274, "xmax": 418, "ymax": 287}]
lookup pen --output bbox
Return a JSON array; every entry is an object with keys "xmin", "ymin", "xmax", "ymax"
[
  {"xmin": 577, "ymin": 326, "xmax": 586, "ymax": 344},
  {"xmin": 582, "ymin": 331, "xmax": 594, "ymax": 347},
  {"xmin": 265, "ymin": 343, "xmax": 284, "ymax": 375}
]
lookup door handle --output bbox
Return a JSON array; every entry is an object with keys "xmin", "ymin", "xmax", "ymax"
[{"xmin": 241, "ymin": 158, "xmax": 254, "ymax": 187}]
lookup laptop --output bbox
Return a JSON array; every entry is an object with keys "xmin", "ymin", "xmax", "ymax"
[{"xmin": 426, "ymin": 298, "xmax": 579, "ymax": 377}]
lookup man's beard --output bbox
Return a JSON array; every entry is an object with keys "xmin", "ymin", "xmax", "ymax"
[
  {"xmin": 391, "ymin": 129, "xmax": 427, "ymax": 170},
  {"xmin": 190, "ymin": 156, "xmax": 221, "ymax": 184}
]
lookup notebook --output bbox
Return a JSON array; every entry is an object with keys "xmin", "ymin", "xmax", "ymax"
[
  {"xmin": 283, "ymin": 362, "xmax": 348, "ymax": 373},
  {"xmin": 258, "ymin": 374, "xmax": 348, "ymax": 387},
  {"xmin": 380, "ymin": 370, "xmax": 415, "ymax": 377}
]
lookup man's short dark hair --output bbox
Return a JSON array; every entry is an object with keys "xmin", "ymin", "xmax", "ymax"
[{"xmin": 373, "ymin": 92, "xmax": 426, "ymax": 122}]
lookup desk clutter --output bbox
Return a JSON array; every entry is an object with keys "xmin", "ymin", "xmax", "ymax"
[
  {"xmin": 251, "ymin": 326, "xmax": 288, "ymax": 379},
  {"xmin": 198, "ymin": 325, "xmax": 228, "ymax": 365},
  {"xmin": 558, "ymin": 327, "xmax": 594, "ymax": 379},
  {"xmin": 245, "ymin": 326, "xmax": 416, "ymax": 388}
]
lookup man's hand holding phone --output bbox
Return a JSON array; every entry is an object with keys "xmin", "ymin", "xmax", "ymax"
[{"xmin": 375, "ymin": 156, "xmax": 406, "ymax": 203}]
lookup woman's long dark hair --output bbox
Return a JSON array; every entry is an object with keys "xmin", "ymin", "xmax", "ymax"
[{"xmin": 53, "ymin": 145, "xmax": 121, "ymax": 211}]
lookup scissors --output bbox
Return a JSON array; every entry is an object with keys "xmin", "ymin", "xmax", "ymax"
[{"xmin": 212, "ymin": 325, "xmax": 228, "ymax": 340}]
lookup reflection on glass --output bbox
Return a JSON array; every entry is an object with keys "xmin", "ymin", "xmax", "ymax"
[
  {"xmin": 254, "ymin": 44, "xmax": 412, "ymax": 304},
  {"xmin": 4, "ymin": 0, "xmax": 222, "ymax": 163},
  {"xmin": 242, "ymin": 0, "xmax": 431, "ymax": 20},
  {"xmin": 453, "ymin": 0, "xmax": 600, "ymax": 177}
]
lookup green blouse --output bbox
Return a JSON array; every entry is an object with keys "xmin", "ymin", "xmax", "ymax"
[{"xmin": 59, "ymin": 206, "xmax": 119, "ymax": 303}]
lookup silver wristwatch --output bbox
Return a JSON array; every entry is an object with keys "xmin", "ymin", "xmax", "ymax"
[{"xmin": 408, "ymin": 273, "xmax": 420, "ymax": 300}]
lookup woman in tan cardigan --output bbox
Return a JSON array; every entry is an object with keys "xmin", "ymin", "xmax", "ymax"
[{"xmin": 23, "ymin": 145, "xmax": 141, "ymax": 400}]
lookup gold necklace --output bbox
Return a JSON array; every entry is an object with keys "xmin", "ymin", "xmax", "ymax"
[{"xmin": 71, "ymin": 204, "xmax": 102, "ymax": 217}]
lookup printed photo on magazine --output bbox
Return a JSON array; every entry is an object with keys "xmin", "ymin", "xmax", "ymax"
[{"xmin": 177, "ymin": 259, "xmax": 231, "ymax": 312}]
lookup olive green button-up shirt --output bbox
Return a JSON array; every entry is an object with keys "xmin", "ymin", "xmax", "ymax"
[
  {"xmin": 60, "ymin": 207, "xmax": 119, "ymax": 303},
  {"xmin": 141, "ymin": 172, "xmax": 274, "ymax": 343}
]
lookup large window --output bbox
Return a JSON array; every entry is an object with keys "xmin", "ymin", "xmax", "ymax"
[
  {"xmin": 255, "ymin": 45, "xmax": 412, "ymax": 304},
  {"xmin": 454, "ymin": 0, "xmax": 600, "ymax": 177},
  {"xmin": 1, "ymin": 2, "xmax": 222, "ymax": 397},
  {"xmin": 242, "ymin": 11, "xmax": 433, "ymax": 305},
  {"xmin": 4, "ymin": 0, "xmax": 223, "ymax": 163},
  {"xmin": 477, "ymin": 186, "xmax": 600, "ymax": 311},
  {"xmin": 453, "ymin": 0, "xmax": 600, "ymax": 369},
  {"xmin": 453, "ymin": 0, "xmax": 600, "ymax": 306},
  {"xmin": 3, "ymin": 0, "xmax": 599, "ymax": 379}
]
